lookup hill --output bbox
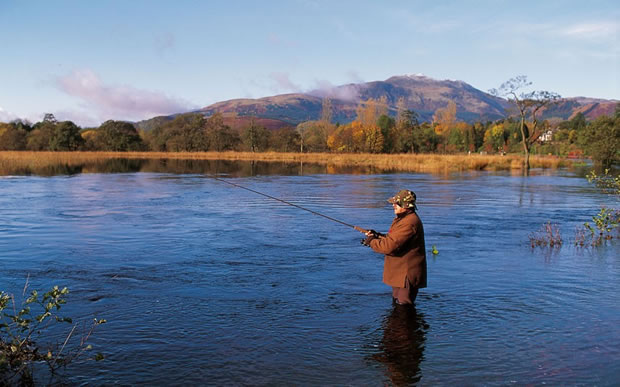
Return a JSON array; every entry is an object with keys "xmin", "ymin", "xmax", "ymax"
[{"xmin": 138, "ymin": 75, "xmax": 617, "ymax": 130}]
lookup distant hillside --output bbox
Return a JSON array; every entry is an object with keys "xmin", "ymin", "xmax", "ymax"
[
  {"xmin": 138, "ymin": 75, "xmax": 617, "ymax": 130},
  {"xmin": 198, "ymin": 75, "xmax": 511, "ymax": 125}
]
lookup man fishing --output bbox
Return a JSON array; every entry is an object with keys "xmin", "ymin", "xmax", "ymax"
[{"xmin": 362, "ymin": 190, "xmax": 427, "ymax": 306}]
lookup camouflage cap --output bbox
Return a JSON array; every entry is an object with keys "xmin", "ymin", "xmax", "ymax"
[{"xmin": 387, "ymin": 189, "xmax": 417, "ymax": 210}]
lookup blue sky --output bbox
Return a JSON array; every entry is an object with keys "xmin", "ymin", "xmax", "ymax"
[{"xmin": 1, "ymin": 0, "xmax": 618, "ymax": 127}]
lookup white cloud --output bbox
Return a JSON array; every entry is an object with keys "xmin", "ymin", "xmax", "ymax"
[
  {"xmin": 560, "ymin": 22, "xmax": 617, "ymax": 39},
  {"xmin": 0, "ymin": 106, "xmax": 18, "ymax": 123},
  {"xmin": 55, "ymin": 69, "xmax": 196, "ymax": 123},
  {"xmin": 307, "ymin": 79, "xmax": 361, "ymax": 102}
]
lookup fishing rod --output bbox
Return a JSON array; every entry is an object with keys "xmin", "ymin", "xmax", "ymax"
[{"xmin": 206, "ymin": 175, "xmax": 369, "ymax": 234}]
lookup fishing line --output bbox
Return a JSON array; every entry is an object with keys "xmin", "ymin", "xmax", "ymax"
[{"xmin": 206, "ymin": 175, "xmax": 366, "ymax": 233}]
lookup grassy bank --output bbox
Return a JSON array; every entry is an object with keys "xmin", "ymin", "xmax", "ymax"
[{"xmin": 0, "ymin": 151, "xmax": 572, "ymax": 175}]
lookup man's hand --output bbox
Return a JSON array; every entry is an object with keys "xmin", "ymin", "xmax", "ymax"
[{"xmin": 361, "ymin": 233, "xmax": 376, "ymax": 246}]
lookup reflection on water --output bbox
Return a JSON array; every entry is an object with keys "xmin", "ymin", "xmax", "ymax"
[
  {"xmin": 371, "ymin": 306, "xmax": 427, "ymax": 386},
  {"xmin": 1, "ymin": 158, "xmax": 386, "ymax": 177}
]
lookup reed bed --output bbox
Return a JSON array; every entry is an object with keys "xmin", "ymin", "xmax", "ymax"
[{"xmin": 0, "ymin": 151, "xmax": 571, "ymax": 175}]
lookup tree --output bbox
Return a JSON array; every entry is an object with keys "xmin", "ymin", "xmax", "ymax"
[
  {"xmin": 446, "ymin": 122, "xmax": 473, "ymax": 153},
  {"xmin": 49, "ymin": 121, "xmax": 84, "ymax": 151},
  {"xmin": 432, "ymin": 101, "xmax": 457, "ymax": 136},
  {"xmin": 327, "ymin": 123, "xmax": 354, "ymax": 152},
  {"xmin": 26, "ymin": 121, "xmax": 56, "ymax": 151},
  {"xmin": 94, "ymin": 120, "xmax": 145, "ymax": 151},
  {"xmin": 164, "ymin": 113, "xmax": 207, "ymax": 152},
  {"xmin": 482, "ymin": 123, "xmax": 508, "ymax": 153},
  {"xmin": 296, "ymin": 121, "xmax": 311, "ymax": 153},
  {"xmin": 295, "ymin": 120, "xmax": 329, "ymax": 152},
  {"xmin": 364, "ymin": 125, "xmax": 384, "ymax": 153},
  {"xmin": 400, "ymin": 109, "xmax": 421, "ymax": 153},
  {"xmin": 414, "ymin": 123, "xmax": 440, "ymax": 153},
  {"xmin": 205, "ymin": 113, "xmax": 239, "ymax": 151},
  {"xmin": 143, "ymin": 113, "xmax": 208, "ymax": 152},
  {"xmin": 42, "ymin": 113, "xmax": 57, "ymax": 124},
  {"xmin": 320, "ymin": 97, "xmax": 333, "ymax": 125},
  {"xmin": 490, "ymin": 76, "xmax": 560, "ymax": 170},
  {"xmin": 270, "ymin": 127, "xmax": 299, "ymax": 152},
  {"xmin": 377, "ymin": 114, "xmax": 395, "ymax": 152},
  {"xmin": 242, "ymin": 119, "xmax": 270, "ymax": 152},
  {"xmin": 578, "ymin": 105, "xmax": 619, "ymax": 168},
  {"xmin": 23, "ymin": 116, "xmax": 83, "ymax": 151},
  {"xmin": 0, "ymin": 123, "xmax": 27, "ymax": 150}
]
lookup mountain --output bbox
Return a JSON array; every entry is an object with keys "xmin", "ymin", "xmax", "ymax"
[
  {"xmin": 197, "ymin": 75, "xmax": 511, "ymax": 127},
  {"xmin": 138, "ymin": 75, "xmax": 617, "ymax": 130}
]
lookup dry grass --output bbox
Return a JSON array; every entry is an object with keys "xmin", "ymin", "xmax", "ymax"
[{"xmin": 0, "ymin": 151, "xmax": 571, "ymax": 175}]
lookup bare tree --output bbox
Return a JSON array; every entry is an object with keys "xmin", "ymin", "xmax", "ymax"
[
  {"xmin": 320, "ymin": 97, "xmax": 333, "ymax": 124},
  {"xmin": 490, "ymin": 75, "xmax": 560, "ymax": 170}
]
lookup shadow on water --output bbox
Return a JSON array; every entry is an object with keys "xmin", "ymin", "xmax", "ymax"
[
  {"xmin": 1, "ymin": 158, "xmax": 384, "ymax": 177},
  {"xmin": 370, "ymin": 306, "xmax": 428, "ymax": 386}
]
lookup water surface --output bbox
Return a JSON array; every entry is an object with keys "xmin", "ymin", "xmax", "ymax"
[{"xmin": 1, "ymin": 161, "xmax": 618, "ymax": 385}]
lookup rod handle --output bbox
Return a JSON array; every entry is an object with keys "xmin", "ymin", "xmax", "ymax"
[{"xmin": 354, "ymin": 226, "xmax": 368, "ymax": 234}]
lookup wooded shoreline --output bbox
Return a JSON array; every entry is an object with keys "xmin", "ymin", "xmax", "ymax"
[{"xmin": 0, "ymin": 151, "xmax": 571, "ymax": 175}]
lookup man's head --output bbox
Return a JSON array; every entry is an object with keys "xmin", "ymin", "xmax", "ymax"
[{"xmin": 387, "ymin": 189, "xmax": 417, "ymax": 212}]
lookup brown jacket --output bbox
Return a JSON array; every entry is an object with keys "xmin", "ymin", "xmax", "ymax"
[{"xmin": 369, "ymin": 211, "xmax": 427, "ymax": 288}]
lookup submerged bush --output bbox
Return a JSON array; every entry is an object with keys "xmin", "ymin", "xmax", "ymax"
[
  {"xmin": 574, "ymin": 207, "xmax": 620, "ymax": 247},
  {"xmin": 587, "ymin": 169, "xmax": 620, "ymax": 197},
  {"xmin": 575, "ymin": 169, "xmax": 620, "ymax": 247},
  {"xmin": 529, "ymin": 222, "xmax": 563, "ymax": 248},
  {"xmin": 0, "ymin": 284, "xmax": 106, "ymax": 386}
]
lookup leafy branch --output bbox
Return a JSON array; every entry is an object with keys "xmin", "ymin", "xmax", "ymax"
[{"xmin": 1, "ymin": 284, "xmax": 106, "ymax": 386}]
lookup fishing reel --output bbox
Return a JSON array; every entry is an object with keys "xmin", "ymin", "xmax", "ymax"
[{"xmin": 361, "ymin": 229, "xmax": 383, "ymax": 246}]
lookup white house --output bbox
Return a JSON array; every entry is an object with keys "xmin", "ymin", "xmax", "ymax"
[{"xmin": 539, "ymin": 130, "xmax": 553, "ymax": 142}]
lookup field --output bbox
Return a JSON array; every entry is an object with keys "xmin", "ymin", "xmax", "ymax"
[{"xmin": 0, "ymin": 151, "xmax": 571, "ymax": 175}]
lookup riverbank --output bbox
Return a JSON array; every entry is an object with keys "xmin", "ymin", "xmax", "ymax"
[{"xmin": 0, "ymin": 151, "xmax": 572, "ymax": 175}]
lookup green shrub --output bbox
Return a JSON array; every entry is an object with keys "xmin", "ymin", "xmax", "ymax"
[{"xmin": 1, "ymin": 284, "xmax": 106, "ymax": 385}]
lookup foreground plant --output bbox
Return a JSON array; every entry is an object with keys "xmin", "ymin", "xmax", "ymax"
[
  {"xmin": 0, "ymin": 284, "xmax": 106, "ymax": 386},
  {"xmin": 587, "ymin": 169, "xmax": 620, "ymax": 197},
  {"xmin": 575, "ymin": 169, "xmax": 620, "ymax": 247},
  {"xmin": 529, "ymin": 222, "xmax": 563, "ymax": 248},
  {"xmin": 575, "ymin": 207, "xmax": 620, "ymax": 247}
]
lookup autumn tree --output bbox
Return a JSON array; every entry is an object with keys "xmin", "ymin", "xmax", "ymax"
[
  {"xmin": 482, "ymin": 123, "xmax": 508, "ymax": 153},
  {"xmin": 490, "ymin": 75, "xmax": 560, "ymax": 170},
  {"xmin": 352, "ymin": 98, "xmax": 386, "ymax": 153},
  {"xmin": 0, "ymin": 122, "xmax": 27, "ymax": 150},
  {"xmin": 26, "ymin": 120, "xmax": 56, "ymax": 150},
  {"xmin": 327, "ymin": 123, "xmax": 354, "ymax": 152},
  {"xmin": 314, "ymin": 97, "xmax": 336, "ymax": 151},
  {"xmin": 433, "ymin": 101, "xmax": 457, "ymax": 136}
]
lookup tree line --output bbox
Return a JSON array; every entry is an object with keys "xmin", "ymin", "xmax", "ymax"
[{"xmin": 1, "ymin": 99, "xmax": 618, "ymax": 167}]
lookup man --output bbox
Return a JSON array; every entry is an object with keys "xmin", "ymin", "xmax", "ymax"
[{"xmin": 362, "ymin": 189, "xmax": 427, "ymax": 305}]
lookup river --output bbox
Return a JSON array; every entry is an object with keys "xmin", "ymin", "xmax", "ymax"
[{"xmin": 1, "ymin": 160, "xmax": 618, "ymax": 385}]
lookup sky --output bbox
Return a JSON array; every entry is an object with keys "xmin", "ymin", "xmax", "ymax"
[{"xmin": 1, "ymin": 0, "xmax": 618, "ymax": 127}]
